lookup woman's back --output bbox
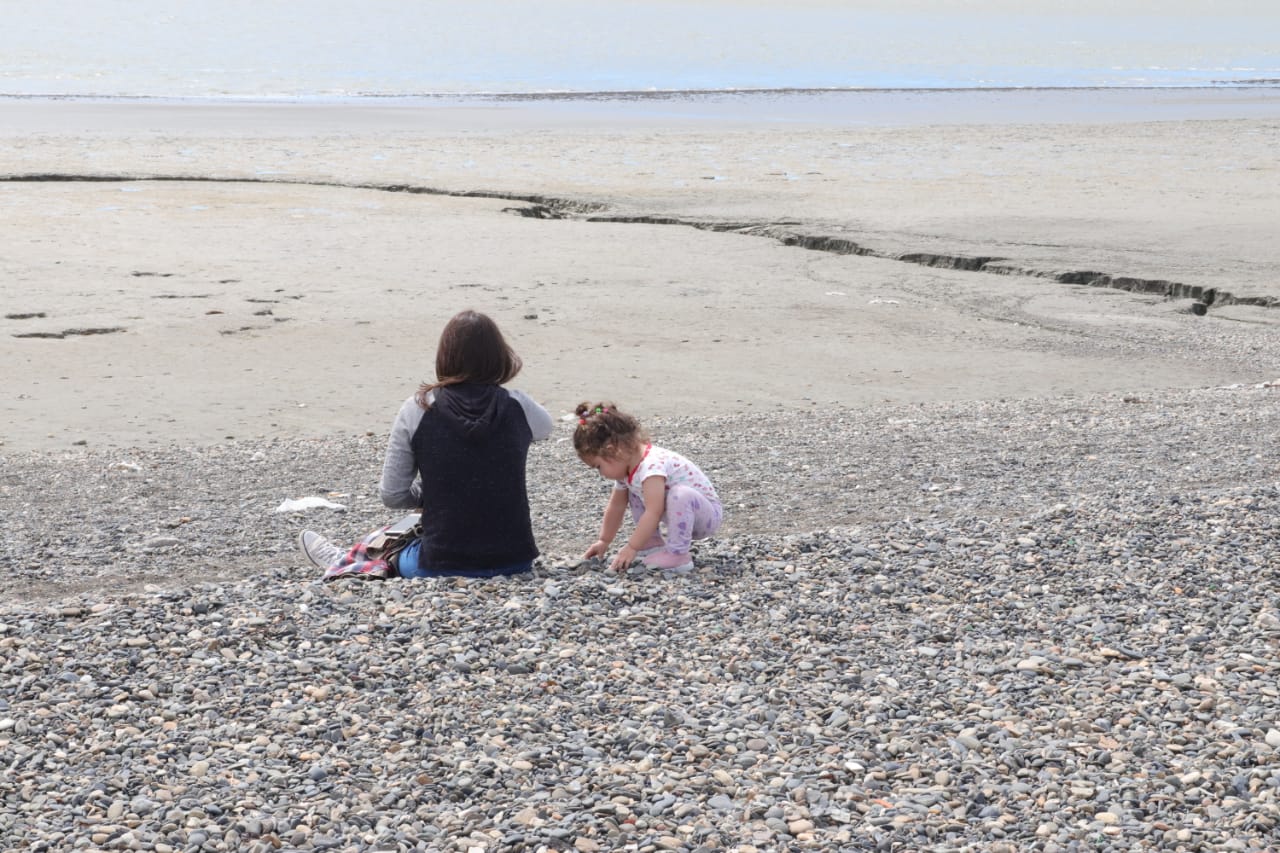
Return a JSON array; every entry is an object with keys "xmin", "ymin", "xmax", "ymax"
[{"xmin": 411, "ymin": 383, "xmax": 537, "ymax": 570}]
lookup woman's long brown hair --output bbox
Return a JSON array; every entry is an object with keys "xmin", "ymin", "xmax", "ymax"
[{"xmin": 416, "ymin": 310, "xmax": 522, "ymax": 407}]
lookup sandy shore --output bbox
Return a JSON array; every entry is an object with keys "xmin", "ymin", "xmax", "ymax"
[{"xmin": 2, "ymin": 90, "xmax": 1280, "ymax": 451}]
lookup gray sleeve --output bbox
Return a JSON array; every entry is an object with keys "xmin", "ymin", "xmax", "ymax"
[
  {"xmin": 510, "ymin": 388, "xmax": 554, "ymax": 441},
  {"xmin": 378, "ymin": 396, "xmax": 425, "ymax": 509}
]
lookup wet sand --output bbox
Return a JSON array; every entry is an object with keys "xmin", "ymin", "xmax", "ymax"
[{"xmin": 2, "ymin": 90, "xmax": 1279, "ymax": 451}]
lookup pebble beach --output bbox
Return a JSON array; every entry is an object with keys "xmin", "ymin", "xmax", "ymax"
[{"xmin": 4, "ymin": 380, "xmax": 1280, "ymax": 851}]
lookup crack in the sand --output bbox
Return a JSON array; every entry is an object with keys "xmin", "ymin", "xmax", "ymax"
[
  {"xmin": 5, "ymin": 173, "xmax": 1276, "ymax": 312},
  {"xmin": 12, "ymin": 327, "xmax": 126, "ymax": 339}
]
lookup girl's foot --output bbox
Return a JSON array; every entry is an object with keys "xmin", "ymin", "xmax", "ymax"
[
  {"xmin": 643, "ymin": 548, "xmax": 694, "ymax": 574},
  {"xmin": 636, "ymin": 534, "xmax": 667, "ymax": 558}
]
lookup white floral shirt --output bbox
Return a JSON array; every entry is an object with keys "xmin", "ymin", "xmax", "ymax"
[{"xmin": 614, "ymin": 444, "xmax": 719, "ymax": 503}]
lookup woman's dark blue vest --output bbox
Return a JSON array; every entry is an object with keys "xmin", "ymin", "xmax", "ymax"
[{"xmin": 410, "ymin": 386, "xmax": 537, "ymax": 571}]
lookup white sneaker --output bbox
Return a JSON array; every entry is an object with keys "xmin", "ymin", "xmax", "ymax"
[{"xmin": 298, "ymin": 530, "xmax": 346, "ymax": 569}]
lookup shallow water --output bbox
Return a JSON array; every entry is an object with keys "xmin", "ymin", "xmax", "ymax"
[{"xmin": 3, "ymin": 0, "xmax": 1278, "ymax": 98}]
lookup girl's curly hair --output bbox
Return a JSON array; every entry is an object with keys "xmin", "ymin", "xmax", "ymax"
[{"xmin": 572, "ymin": 402, "xmax": 648, "ymax": 459}]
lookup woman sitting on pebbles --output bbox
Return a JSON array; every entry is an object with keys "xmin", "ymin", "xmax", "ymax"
[
  {"xmin": 575, "ymin": 402, "xmax": 723, "ymax": 574},
  {"xmin": 299, "ymin": 309, "xmax": 554, "ymax": 580}
]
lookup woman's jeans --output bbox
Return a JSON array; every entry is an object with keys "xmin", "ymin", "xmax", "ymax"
[{"xmin": 396, "ymin": 539, "xmax": 533, "ymax": 579}]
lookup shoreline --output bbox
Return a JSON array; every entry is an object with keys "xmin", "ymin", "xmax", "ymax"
[
  {"xmin": 6, "ymin": 82, "xmax": 1280, "ymax": 99},
  {"xmin": 5, "ymin": 86, "xmax": 1280, "ymax": 133}
]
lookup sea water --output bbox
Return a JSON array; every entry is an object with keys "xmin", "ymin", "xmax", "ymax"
[{"xmin": 2, "ymin": 0, "xmax": 1278, "ymax": 100}]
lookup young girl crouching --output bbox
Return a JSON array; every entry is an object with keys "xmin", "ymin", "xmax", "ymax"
[{"xmin": 574, "ymin": 402, "xmax": 723, "ymax": 574}]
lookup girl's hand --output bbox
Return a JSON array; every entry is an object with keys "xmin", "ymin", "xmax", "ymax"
[
  {"xmin": 610, "ymin": 544, "xmax": 638, "ymax": 573},
  {"xmin": 583, "ymin": 539, "xmax": 610, "ymax": 560}
]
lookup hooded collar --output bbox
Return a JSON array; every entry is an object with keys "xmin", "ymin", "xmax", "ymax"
[{"xmin": 432, "ymin": 383, "xmax": 507, "ymax": 442}]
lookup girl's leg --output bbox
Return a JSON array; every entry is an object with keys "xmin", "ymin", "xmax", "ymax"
[
  {"xmin": 662, "ymin": 485, "xmax": 724, "ymax": 554},
  {"xmin": 628, "ymin": 491, "xmax": 666, "ymax": 552}
]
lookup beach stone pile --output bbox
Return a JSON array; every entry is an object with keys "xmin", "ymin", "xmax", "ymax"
[{"xmin": 2, "ymin": 382, "xmax": 1279, "ymax": 851}]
